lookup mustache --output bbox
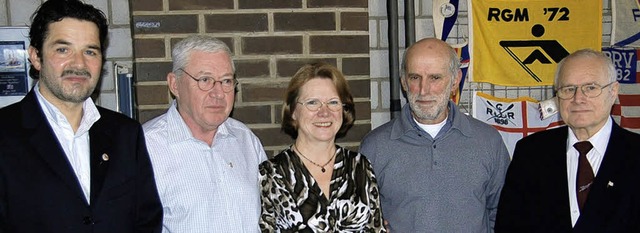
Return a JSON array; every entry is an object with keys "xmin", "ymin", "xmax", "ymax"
[{"xmin": 61, "ymin": 69, "xmax": 91, "ymax": 77}]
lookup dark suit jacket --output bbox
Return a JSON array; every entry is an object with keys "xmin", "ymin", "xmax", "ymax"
[
  {"xmin": 495, "ymin": 123, "xmax": 640, "ymax": 233},
  {"xmin": 0, "ymin": 91, "xmax": 162, "ymax": 233}
]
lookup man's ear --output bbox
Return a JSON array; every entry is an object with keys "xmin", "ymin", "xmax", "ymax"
[
  {"xmin": 28, "ymin": 46, "xmax": 42, "ymax": 71},
  {"xmin": 167, "ymin": 72, "xmax": 179, "ymax": 98},
  {"xmin": 400, "ymin": 76, "xmax": 408, "ymax": 92},
  {"xmin": 452, "ymin": 69, "xmax": 462, "ymax": 92}
]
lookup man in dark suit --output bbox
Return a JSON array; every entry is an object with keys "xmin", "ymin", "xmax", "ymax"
[
  {"xmin": 495, "ymin": 49, "xmax": 640, "ymax": 233},
  {"xmin": 0, "ymin": 0, "xmax": 162, "ymax": 232}
]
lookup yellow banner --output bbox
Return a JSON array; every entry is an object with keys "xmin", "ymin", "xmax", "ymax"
[{"xmin": 469, "ymin": 0, "xmax": 602, "ymax": 86}]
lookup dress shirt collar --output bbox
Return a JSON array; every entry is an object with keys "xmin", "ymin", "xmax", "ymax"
[
  {"xmin": 566, "ymin": 117, "xmax": 612, "ymax": 156},
  {"xmin": 34, "ymin": 82, "xmax": 101, "ymax": 135},
  {"xmin": 167, "ymin": 100, "xmax": 236, "ymax": 145},
  {"xmin": 391, "ymin": 100, "xmax": 474, "ymax": 140}
]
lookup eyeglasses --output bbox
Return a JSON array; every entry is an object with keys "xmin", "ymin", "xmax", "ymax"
[
  {"xmin": 297, "ymin": 99, "xmax": 344, "ymax": 112},
  {"xmin": 178, "ymin": 68, "xmax": 237, "ymax": 92},
  {"xmin": 555, "ymin": 81, "xmax": 616, "ymax": 100}
]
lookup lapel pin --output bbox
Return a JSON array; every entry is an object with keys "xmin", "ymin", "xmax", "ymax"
[
  {"xmin": 102, "ymin": 153, "xmax": 109, "ymax": 162},
  {"xmin": 607, "ymin": 181, "xmax": 614, "ymax": 187}
]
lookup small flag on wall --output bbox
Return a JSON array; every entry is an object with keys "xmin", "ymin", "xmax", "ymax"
[
  {"xmin": 612, "ymin": 84, "xmax": 640, "ymax": 133},
  {"xmin": 450, "ymin": 42, "xmax": 470, "ymax": 104},
  {"xmin": 602, "ymin": 47, "xmax": 639, "ymax": 84},
  {"xmin": 472, "ymin": 92, "xmax": 564, "ymax": 156},
  {"xmin": 433, "ymin": 0, "xmax": 460, "ymax": 41},
  {"xmin": 611, "ymin": 0, "xmax": 640, "ymax": 47}
]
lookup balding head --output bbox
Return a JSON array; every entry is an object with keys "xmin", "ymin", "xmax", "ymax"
[{"xmin": 402, "ymin": 38, "xmax": 460, "ymax": 79}]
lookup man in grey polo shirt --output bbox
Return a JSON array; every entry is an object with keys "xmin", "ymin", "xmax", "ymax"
[{"xmin": 360, "ymin": 38, "xmax": 510, "ymax": 233}]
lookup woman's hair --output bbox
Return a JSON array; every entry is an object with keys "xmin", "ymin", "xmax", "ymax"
[{"xmin": 281, "ymin": 63, "xmax": 355, "ymax": 139}]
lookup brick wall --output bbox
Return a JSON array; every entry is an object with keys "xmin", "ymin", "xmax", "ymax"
[{"xmin": 131, "ymin": 0, "xmax": 371, "ymax": 155}]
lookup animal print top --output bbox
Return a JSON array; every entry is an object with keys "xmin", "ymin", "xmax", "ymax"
[{"xmin": 259, "ymin": 146, "xmax": 386, "ymax": 233}]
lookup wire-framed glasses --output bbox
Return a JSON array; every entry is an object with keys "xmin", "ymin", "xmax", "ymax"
[
  {"xmin": 297, "ymin": 99, "xmax": 344, "ymax": 112},
  {"xmin": 555, "ymin": 81, "xmax": 616, "ymax": 100},
  {"xmin": 178, "ymin": 68, "xmax": 237, "ymax": 92}
]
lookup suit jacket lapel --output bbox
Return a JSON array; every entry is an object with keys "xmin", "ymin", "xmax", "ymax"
[
  {"xmin": 575, "ymin": 124, "xmax": 626, "ymax": 228},
  {"xmin": 21, "ymin": 92, "xmax": 87, "ymax": 203},
  {"xmin": 89, "ymin": 118, "xmax": 112, "ymax": 205},
  {"xmin": 546, "ymin": 128, "xmax": 574, "ymax": 229}
]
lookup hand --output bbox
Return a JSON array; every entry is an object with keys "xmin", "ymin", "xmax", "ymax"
[{"xmin": 384, "ymin": 219, "xmax": 390, "ymax": 232}]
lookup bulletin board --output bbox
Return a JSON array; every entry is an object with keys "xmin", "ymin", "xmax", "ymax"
[{"xmin": 0, "ymin": 27, "xmax": 31, "ymax": 108}]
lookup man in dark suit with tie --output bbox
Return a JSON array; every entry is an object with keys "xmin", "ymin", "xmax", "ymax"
[
  {"xmin": 0, "ymin": 0, "xmax": 162, "ymax": 232},
  {"xmin": 495, "ymin": 49, "xmax": 640, "ymax": 233}
]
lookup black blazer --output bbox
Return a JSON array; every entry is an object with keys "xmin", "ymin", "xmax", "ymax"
[
  {"xmin": 0, "ymin": 91, "xmax": 162, "ymax": 233},
  {"xmin": 495, "ymin": 123, "xmax": 640, "ymax": 233}
]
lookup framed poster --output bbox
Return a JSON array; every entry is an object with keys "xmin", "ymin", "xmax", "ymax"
[{"xmin": 0, "ymin": 27, "xmax": 31, "ymax": 108}]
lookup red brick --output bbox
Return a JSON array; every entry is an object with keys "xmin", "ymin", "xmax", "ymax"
[
  {"xmin": 205, "ymin": 14, "xmax": 268, "ymax": 33},
  {"xmin": 342, "ymin": 57, "xmax": 369, "ymax": 75},
  {"xmin": 253, "ymin": 127, "xmax": 293, "ymax": 147},
  {"xmin": 132, "ymin": 0, "xmax": 163, "ymax": 11},
  {"xmin": 242, "ymin": 36, "xmax": 302, "ymax": 55},
  {"xmin": 310, "ymin": 35, "xmax": 368, "ymax": 54},
  {"xmin": 235, "ymin": 59, "xmax": 270, "ymax": 78},
  {"xmin": 135, "ymin": 61, "xmax": 172, "ymax": 82},
  {"xmin": 274, "ymin": 104, "xmax": 283, "ymax": 124},
  {"xmin": 136, "ymin": 85, "xmax": 169, "ymax": 105},
  {"xmin": 276, "ymin": 58, "xmax": 337, "ymax": 78},
  {"xmin": 347, "ymin": 79, "xmax": 370, "ymax": 98},
  {"xmin": 138, "ymin": 109, "xmax": 168, "ymax": 123},
  {"xmin": 241, "ymin": 83, "xmax": 288, "ymax": 102},
  {"xmin": 231, "ymin": 105, "xmax": 272, "ymax": 124},
  {"xmin": 169, "ymin": 0, "xmax": 233, "ymax": 10},
  {"xmin": 308, "ymin": 0, "xmax": 367, "ymax": 8},
  {"xmin": 274, "ymin": 12, "xmax": 335, "ymax": 31},
  {"xmin": 133, "ymin": 15, "xmax": 198, "ymax": 34},
  {"xmin": 134, "ymin": 39, "xmax": 165, "ymax": 58},
  {"xmin": 336, "ymin": 123, "xmax": 370, "ymax": 143},
  {"xmin": 341, "ymin": 12, "xmax": 368, "ymax": 31},
  {"xmin": 239, "ymin": 0, "xmax": 302, "ymax": 9},
  {"xmin": 354, "ymin": 101, "xmax": 371, "ymax": 120}
]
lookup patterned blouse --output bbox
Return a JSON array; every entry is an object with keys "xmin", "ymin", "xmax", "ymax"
[{"xmin": 259, "ymin": 146, "xmax": 386, "ymax": 233}]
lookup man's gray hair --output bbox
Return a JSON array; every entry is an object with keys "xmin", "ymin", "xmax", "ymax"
[{"xmin": 171, "ymin": 35, "xmax": 235, "ymax": 74}]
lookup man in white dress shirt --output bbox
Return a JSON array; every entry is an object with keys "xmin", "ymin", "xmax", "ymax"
[{"xmin": 143, "ymin": 35, "xmax": 267, "ymax": 233}]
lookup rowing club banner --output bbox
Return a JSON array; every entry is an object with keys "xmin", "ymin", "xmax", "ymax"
[{"xmin": 472, "ymin": 92, "xmax": 564, "ymax": 156}]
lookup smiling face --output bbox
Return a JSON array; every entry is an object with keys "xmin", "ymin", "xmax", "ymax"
[
  {"xmin": 557, "ymin": 54, "xmax": 618, "ymax": 138},
  {"xmin": 168, "ymin": 50, "xmax": 235, "ymax": 133},
  {"xmin": 29, "ymin": 18, "xmax": 103, "ymax": 105},
  {"xmin": 293, "ymin": 78, "xmax": 343, "ymax": 144},
  {"xmin": 402, "ymin": 38, "xmax": 461, "ymax": 124}
]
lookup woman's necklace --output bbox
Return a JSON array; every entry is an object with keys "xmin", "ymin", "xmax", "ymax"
[{"xmin": 293, "ymin": 145, "xmax": 336, "ymax": 173}]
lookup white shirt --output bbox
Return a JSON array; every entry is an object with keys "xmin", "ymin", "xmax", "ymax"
[
  {"xmin": 566, "ymin": 117, "xmax": 612, "ymax": 226},
  {"xmin": 143, "ymin": 101, "xmax": 267, "ymax": 233},
  {"xmin": 35, "ymin": 82, "xmax": 101, "ymax": 203},
  {"xmin": 414, "ymin": 116, "xmax": 448, "ymax": 138}
]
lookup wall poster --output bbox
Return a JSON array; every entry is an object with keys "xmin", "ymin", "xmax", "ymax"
[{"xmin": 0, "ymin": 27, "xmax": 31, "ymax": 108}]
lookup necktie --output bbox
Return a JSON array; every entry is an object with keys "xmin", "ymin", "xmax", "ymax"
[{"xmin": 574, "ymin": 141, "xmax": 594, "ymax": 211}]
